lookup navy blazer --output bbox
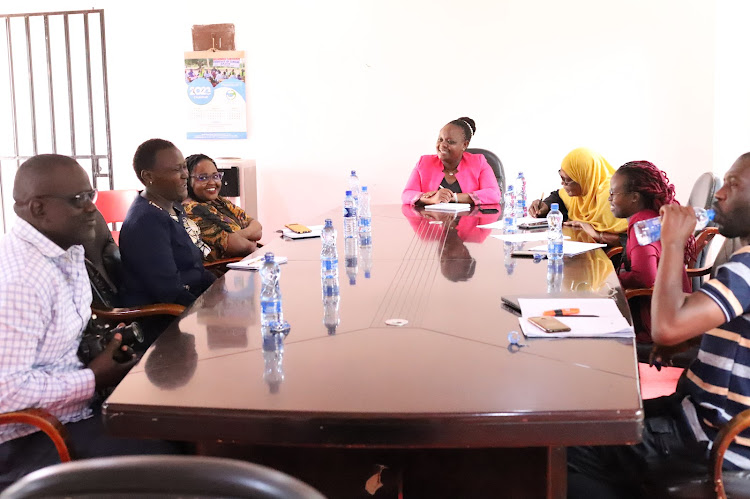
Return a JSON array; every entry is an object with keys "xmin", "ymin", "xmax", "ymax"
[{"xmin": 119, "ymin": 194, "xmax": 216, "ymax": 307}]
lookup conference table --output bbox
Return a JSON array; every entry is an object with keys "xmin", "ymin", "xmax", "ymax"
[{"xmin": 103, "ymin": 204, "xmax": 643, "ymax": 498}]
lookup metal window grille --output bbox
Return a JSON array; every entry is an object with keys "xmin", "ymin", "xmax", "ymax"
[{"xmin": 0, "ymin": 9, "xmax": 112, "ymax": 233}]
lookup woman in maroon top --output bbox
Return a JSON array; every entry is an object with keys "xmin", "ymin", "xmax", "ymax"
[{"xmin": 609, "ymin": 161, "xmax": 695, "ymax": 342}]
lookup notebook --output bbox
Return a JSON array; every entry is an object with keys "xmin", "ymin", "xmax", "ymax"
[
  {"xmin": 518, "ymin": 298, "xmax": 634, "ymax": 338},
  {"xmin": 282, "ymin": 224, "xmax": 324, "ymax": 239}
]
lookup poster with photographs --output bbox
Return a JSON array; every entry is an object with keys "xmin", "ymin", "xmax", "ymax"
[{"xmin": 184, "ymin": 50, "xmax": 247, "ymax": 139}]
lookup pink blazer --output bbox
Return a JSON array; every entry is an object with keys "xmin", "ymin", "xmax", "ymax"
[{"xmin": 401, "ymin": 152, "xmax": 501, "ymax": 206}]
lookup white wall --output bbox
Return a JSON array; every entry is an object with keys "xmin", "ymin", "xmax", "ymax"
[{"xmin": 2, "ymin": 0, "xmax": 741, "ymax": 234}]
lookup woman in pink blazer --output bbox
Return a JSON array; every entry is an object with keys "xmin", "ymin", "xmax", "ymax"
[{"xmin": 402, "ymin": 117, "xmax": 501, "ymax": 206}]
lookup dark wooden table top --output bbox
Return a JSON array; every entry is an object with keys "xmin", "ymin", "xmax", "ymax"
[{"xmin": 103, "ymin": 204, "xmax": 643, "ymax": 448}]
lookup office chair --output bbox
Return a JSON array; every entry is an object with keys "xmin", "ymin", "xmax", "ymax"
[
  {"xmin": 0, "ymin": 455, "xmax": 327, "ymax": 499},
  {"xmin": 94, "ymin": 189, "xmax": 138, "ymax": 245},
  {"xmin": 467, "ymin": 148, "xmax": 505, "ymax": 195}
]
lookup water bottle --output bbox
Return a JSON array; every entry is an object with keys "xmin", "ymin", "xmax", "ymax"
[
  {"xmin": 504, "ymin": 185, "xmax": 516, "ymax": 231},
  {"xmin": 260, "ymin": 252, "xmax": 290, "ymax": 335},
  {"xmin": 343, "ymin": 190, "xmax": 357, "ymax": 240},
  {"xmin": 515, "ymin": 172, "xmax": 527, "ymax": 217},
  {"xmin": 322, "ymin": 275, "xmax": 341, "ymax": 335},
  {"xmin": 262, "ymin": 330, "xmax": 284, "ymax": 394},
  {"xmin": 504, "ymin": 241, "xmax": 516, "ymax": 276},
  {"xmin": 547, "ymin": 259, "xmax": 563, "ymax": 293},
  {"xmin": 345, "ymin": 234, "xmax": 358, "ymax": 285},
  {"xmin": 360, "ymin": 232, "xmax": 372, "ymax": 279},
  {"xmin": 320, "ymin": 219, "xmax": 338, "ymax": 279},
  {"xmin": 358, "ymin": 186, "xmax": 371, "ymax": 236},
  {"xmin": 547, "ymin": 203, "xmax": 564, "ymax": 261},
  {"xmin": 634, "ymin": 207, "xmax": 715, "ymax": 246},
  {"xmin": 349, "ymin": 170, "xmax": 360, "ymax": 206}
]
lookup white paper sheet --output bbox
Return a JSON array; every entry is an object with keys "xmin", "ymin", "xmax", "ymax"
[
  {"xmin": 424, "ymin": 203, "xmax": 471, "ymax": 212},
  {"xmin": 527, "ymin": 241, "xmax": 606, "ymax": 256},
  {"xmin": 227, "ymin": 255, "xmax": 289, "ymax": 271},
  {"xmin": 518, "ymin": 298, "xmax": 634, "ymax": 338},
  {"xmin": 492, "ymin": 233, "xmax": 571, "ymax": 243}
]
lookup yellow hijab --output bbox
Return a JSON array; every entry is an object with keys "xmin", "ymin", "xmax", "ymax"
[{"xmin": 558, "ymin": 147, "xmax": 628, "ymax": 233}]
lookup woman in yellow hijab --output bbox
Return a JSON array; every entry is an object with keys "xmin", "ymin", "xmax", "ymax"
[{"xmin": 528, "ymin": 147, "xmax": 627, "ymax": 245}]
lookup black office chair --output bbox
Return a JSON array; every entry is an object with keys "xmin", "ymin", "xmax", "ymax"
[
  {"xmin": 1, "ymin": 455, "xmax": 327, "ymax": 499},
  {"xmin": 467, "ymin": 148, "xmax": 505, "ymax": 195}
]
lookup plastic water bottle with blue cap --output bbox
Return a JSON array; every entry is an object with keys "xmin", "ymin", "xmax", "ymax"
[
  {"xmin": 320, "ymin": 219, "xmax": 338, "ymax": 279},
  {"xmin": 504, "ymin": 184, "xmax": 516, "ymax": 231},
  {"xmin": 343, "ymin": 190, "xmax": 357, "ymax": 240},
  {"xmin": 260, "ymin": 252, "xmax": 290, "ymax": 335},
  {"xmin": 634, "ymin": 207, "xmax": 715, "ymax": 246},
  {"xmin": 547, "ymin": 203, "xmax": 564, "ymax": 261},
  {"xmin": 514, "ymin": 171, "xmax": 527, "ymax": 217},
  {"xmin": 358, "ymin": 186, "xmax": 371, "ymax": 236},
  {"xmin": 349, "ymin": 170, "xmax": 360, "ymax": 205}
]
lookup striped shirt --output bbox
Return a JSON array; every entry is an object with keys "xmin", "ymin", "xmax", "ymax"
[
  {"xmin": 681, "ymin": 245, "xmax": 750, "ymax": 469},
  {"xmin": 0, "ymin": 218, "xmax": 95, "ymax": 444}
]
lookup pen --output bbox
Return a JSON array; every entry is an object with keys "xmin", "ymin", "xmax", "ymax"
[{"xmin": 542, "ymin": 308, "xmax": 599, "ymax": 317}]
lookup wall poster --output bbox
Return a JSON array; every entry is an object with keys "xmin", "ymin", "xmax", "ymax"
[{"xmin": 184, "ymin": 50, "xmax": 247, "ymax": 139}]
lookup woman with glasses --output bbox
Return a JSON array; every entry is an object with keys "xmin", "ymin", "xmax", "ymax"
[
  {"xmin": 528, "ymin": 147, "xmax": 627, "ymax": 245},
  {"xmin": 609, "ymin": 161, "xmax": 694, "ymax": 342},
  {"xmin": 183, "ymin": 154, "xmax": 262, "ymax": 262}
]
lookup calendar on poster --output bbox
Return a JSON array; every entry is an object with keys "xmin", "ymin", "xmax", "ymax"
[{"xmin": 184, "ymin": 50, "xmax": 247, "ymax": 139}]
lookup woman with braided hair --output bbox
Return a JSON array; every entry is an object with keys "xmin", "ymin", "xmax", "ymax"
[
  {"xmin": 609, "ymin": 161, "xmax": 694, "ymax": 342},
  {"xmin": 402, "ymin": 117, "xmax": 501, "ymax": 206}
]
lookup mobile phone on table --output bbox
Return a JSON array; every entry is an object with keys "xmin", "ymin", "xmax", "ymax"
[{"xmin": 527, "ymin": 316, "xmax": 571, "ymax": 333}]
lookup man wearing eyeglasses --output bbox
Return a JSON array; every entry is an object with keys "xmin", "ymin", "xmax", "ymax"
[{"xmin": 0, "ymin": 154, "xmax": 179, "ymax": 488}]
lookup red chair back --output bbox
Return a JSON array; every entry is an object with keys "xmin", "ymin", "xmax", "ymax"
[{"xmin": 94, "ymin": 190, "xmax": 139, "ymax": 244}]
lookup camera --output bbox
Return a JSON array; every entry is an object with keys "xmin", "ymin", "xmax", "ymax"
[{"xmin": 78, "ymin": 322, "xmax": 144, "ymax": 365}]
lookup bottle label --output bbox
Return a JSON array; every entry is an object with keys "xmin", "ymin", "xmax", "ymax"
[
  {"xmin": 322, "ymin": 259, "xmax": 338, "ymax": 271},
  {"xmin": 261, "ymin": 300, "xmax": 282, "ymax": 314},
  {"xmin": 548, "ymin": 241, "xmax": 563, "ymax": 253},
  {"xmin": 344, "ymin": 207, "xmax": 356, "ymax": 217}
]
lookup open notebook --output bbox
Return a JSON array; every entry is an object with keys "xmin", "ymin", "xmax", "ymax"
[{"xmin": 518, "ymin": 298, "xmax": 634, "ymax": 338}]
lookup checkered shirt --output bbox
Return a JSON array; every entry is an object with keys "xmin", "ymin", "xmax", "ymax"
[{"xmin": 0, "ymin": 218, "xmax": 95, "ymax": 444}]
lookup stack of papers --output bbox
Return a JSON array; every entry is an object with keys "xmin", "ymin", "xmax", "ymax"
[
  {"xmin": 518, "ymin": 298, "xmax": 634, "ymax": 338},
  {"xmin": 527, "ymin": 241, "xmax": 606, "ymax": 256},
  {"xmin": 492, "ymin": 233, "xmax": 570, "ymax": 243},
  {"xmin": 424, "ymin": 203, "xmax": 471, "ymax": 212},
  {"xmin": 227, "ymin": 255, "xmax": 289, "ymax": 271}
]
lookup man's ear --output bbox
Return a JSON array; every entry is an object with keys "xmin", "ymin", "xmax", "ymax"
[{"xmin": 27, "ymin": 199, "xmax": 45, "ymax": 219}]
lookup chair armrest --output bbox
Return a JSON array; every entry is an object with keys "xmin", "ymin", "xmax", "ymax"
[
  {"xmin": 92, "ymin": 303, "xmax": 185, "ymax": 320},
  {"xmin": 606, "ymin": 246, "xmax": 624, "ymax": 259},
  {"xmin": 625, "ymin": 287, "xmax": 654, "ymax": 300},
  {"xmin": 687, "ymin": 266, "xmax": 713, "ymax": 278},
  {"xmin": 712, "ymin": 407, "xmax": 750, "ymax": 499},
  {"xmin": 0, "ymin": 408, "xmax": 72, "ymax": 461}
]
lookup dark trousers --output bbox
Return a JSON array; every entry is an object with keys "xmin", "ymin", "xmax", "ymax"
[
  {"xmin": 0, "ymin": 410, "xmax": 183, "ymax": 489},
  {"xmin": 568, "ymin": 394, "xmax": 710, "ymax": 499}
]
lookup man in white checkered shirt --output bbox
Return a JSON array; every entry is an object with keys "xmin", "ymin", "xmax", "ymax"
[{"xmin": 0, "ymin": 155, "xmax": 180, "ymax": 488}]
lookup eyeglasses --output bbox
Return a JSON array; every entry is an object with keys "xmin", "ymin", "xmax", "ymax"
[
  {"xmin": 558, "ymin": 171, "xmax": 577, "ymax": 186},
  {"xmin": 190, "ymin": 172, "xmax": 224, "ymax": 183},
  {"xmin": 36, "ymin": 189, "xmax": 98, "ymax": 208},
  {"xmin": 608, "ymin": 190, "xmax": 631, "ymax": 198}
]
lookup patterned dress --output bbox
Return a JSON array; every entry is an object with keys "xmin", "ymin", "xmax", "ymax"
[{"xmin": 183, "ymin": 197, "xmax": 256, "ymax": 262}]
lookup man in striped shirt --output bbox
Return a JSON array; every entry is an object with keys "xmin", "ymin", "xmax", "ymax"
[
  {"xmin": 0, "ymin": 155, "xmax": 179, "ymax": 488},
  {"xmin": 569, "ymin": 153, "xmax": 750, "ymax": 498}
]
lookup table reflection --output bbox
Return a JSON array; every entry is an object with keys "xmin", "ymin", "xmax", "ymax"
[
  {"xmin": 145, "ymin": 327, "xmax": 198, "ymax": 390},
  {"xmin": 321, "ymin": 274, "xmax": 341, "ymax": 335},
  {"xmin": 262, "ymin": 330, "xmax": 285, "ymax": 394}
]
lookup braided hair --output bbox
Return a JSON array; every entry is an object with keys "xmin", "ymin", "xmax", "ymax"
[
  {"xmin": 617, "ymin": 161, "xmax": 696, "ymax": 265},
  {"xmin": 449, "ymin": 117, "xmax": 476, "ymax": 143}
]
